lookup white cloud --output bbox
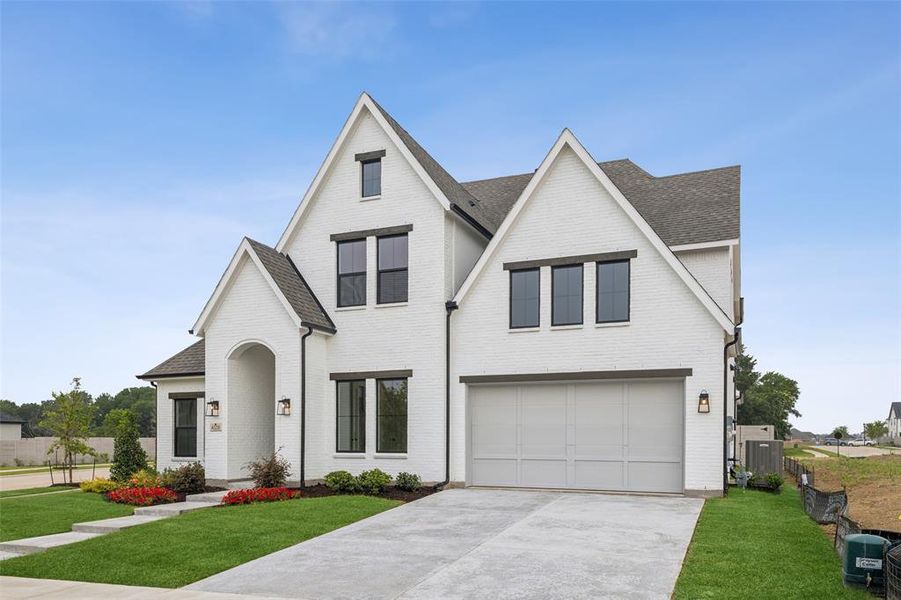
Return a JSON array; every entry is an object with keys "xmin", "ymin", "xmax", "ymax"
[{"xmin": 278, "ymin": 2, "xmax": 397, "ymax": 61}]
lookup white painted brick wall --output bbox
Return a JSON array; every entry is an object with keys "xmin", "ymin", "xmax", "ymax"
[
  {"xmin": 676, "ymin": 247, "xmax": 734, "ymax": 320},
  {"xmin": 452, "ymin": 147, "xmax": 730, "ymax": 493},
  {"xmin": 155, "ymin": 377, "xmax": 205, "ymax": 472}
]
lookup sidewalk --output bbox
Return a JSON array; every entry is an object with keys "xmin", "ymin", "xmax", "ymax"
[
  {"xmin": 0, "ymin": 467, "xmax": 111, "ymax": 492},
  {"xmin": 0, "ymin": 576, "xmax": 283, "ymax": 599}
]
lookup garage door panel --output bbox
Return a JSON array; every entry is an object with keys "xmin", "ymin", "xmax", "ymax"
[
  {"xmin": 471, "ymin": 387, "xmax": 517, "ymax": 458},
  {"xmin": 520, "ymin": 385, "xmax": 567, "ymax": 459},
  {"xmin": 574, "ymin": 383, "xmax": 624, "ymax": 460},
  {"xmin": 472, "ymin": 459, "xmax": 518, "ymax": 486},
  {"xmin": 573, "ymin": 460, "xmax": 624, "ymax": 490},
  {"xmin": 627, "ymin": 381, "xmax": 682, "ymax": 463},
  {"xmin": 627, "ymin": 461, "xmax": 683, "ymax": 493},
  {"xmin": 521, "ymin": 459, "xmax": 567, "ymax": 487}
]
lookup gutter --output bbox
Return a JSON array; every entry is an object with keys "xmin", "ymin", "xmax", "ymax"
[
  {"xmin": 439, "ymin": 301, "xmax": 459, "ymax": 488},
  {"xmin": 300, "ymin": 326, "xmax": 314, "ymax": 489},
  {"xmin": 723, "ymin": 304, "xmax": 743, "ymax": 496}
]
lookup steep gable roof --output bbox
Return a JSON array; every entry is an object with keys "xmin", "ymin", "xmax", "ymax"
[
  {"xmin": 192, "ymin": 238, "xmax": 335, "ymax": 336},
  {"xmin": 453, "ymin": 129, "xmax": 735, "ymax": 333},
  {"xmin": 461, "ymin": 159, "xmax": 740, "ymax": 247},
  {"xmin": 137, "ymin": 339, "xmax": 205, "ymax": 380},
  {"xmin": 890, "ymin": 402, "xmax": 901, "ymax": 419}
]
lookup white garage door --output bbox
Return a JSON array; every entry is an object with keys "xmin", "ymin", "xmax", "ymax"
[{"xmin": 469, "ymin": 380, "xmax": 684, "ymax": 493}]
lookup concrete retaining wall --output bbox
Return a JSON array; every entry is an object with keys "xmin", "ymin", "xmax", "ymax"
[{"xmin": 0, "ymin": 437, "xmax": 156, "ymax": 466}]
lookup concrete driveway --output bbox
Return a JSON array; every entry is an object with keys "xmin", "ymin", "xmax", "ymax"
[{"xmin": 189, "ymin": 489, "xmax": 703, "ymax": 600}]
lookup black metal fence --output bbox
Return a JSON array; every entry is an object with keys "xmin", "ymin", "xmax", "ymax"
[
  {"xmin": 784, "ymin": 456, "xmax": 815, "ymax": 487},
  {"xmin": 887, "ymin": 545, "xmax": 901, "ymax": 600}
]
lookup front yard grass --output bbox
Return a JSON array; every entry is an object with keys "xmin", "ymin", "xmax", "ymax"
[
  {"xmin": 673, "ymin": 486, "xmax": 868, "ymax": 599},
  {"xmin": 784, "ymin": 446, "xmax": 815, "ymax": 458},
  {"xmin": 0, "ymin": 486, "xmax": 78, "ymax": 499},
  {"xmin": 0, "ymin": 495, "xmax": 400, "ymax": 588},
  {"xmin": 0, "ymin": 490, "xmax": 132, "ymax": 541}
]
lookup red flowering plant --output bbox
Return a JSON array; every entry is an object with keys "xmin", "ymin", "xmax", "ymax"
[
  {"xmin": 107, "ymin": 486, "xmax": 178, "ymax": 506},
  {"xmin": 222, "ymin": 487, "xmax": 299, "ymax": 505}
]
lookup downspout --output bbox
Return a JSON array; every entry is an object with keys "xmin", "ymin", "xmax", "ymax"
[
  {"xmin": 439, "ymin": 301, "xmax": 458, "ymax": 488},
  {"xmin": 300, "ymin": 326, "xmax": 314, "ymax": 490},
  {"xmin": 723, "ymin": 324, "xmax": 741, "ymax": 496},
  {"xmin": 150, "ymin": 381, "xmax": 158, "ymax": 467}
]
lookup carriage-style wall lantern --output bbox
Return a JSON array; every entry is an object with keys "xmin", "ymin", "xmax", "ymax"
[
  {"xmin": 277, "ymin": 397, "xmax": 291, "ymax": 416},
  {"xmin": 697, "ymin": 390, "xmax": 710, "ymax": 413},
  {"xmin": 206, "ymin": 399, "xmax": 220, "ymax": 417}
]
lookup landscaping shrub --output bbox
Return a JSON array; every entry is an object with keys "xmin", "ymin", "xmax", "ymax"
[
  {"xmin": 107, "ymin": 486, "xmax": 177, "ymax": 506},
  {"xmin": 766, "ymin": 472, "xmax": 784, "ymax": 490},
  {"xmin": 80, "ymin": 478, "xmax": 121, "ymax": 493},
  {"xmin": 357, "ymin": 469, "xmax": 392, "ymax": 495},
  {"xmin": 221, "ymin": 487, "xmax": 298, "ymax": 505},
  {"xmin": 110, "ymin": 411, "xmax": 148, "ymax": 482},
  {"xmin": 246, "ymin": 451, "xmax": 292, "ymax": 488},
  {"xmin": 394, "ymin": 472, "xmax": 421, "ymax": 492},
  {"xmin": 162, "ymin": 462, "xmax": 206, "ymax": 494},
  {"xmin": 128, "ymin": 468, "xmax": 163, "ymax": 488},
  {"xmin": 324, "ymin": 470, "xmax": 358, "ymax": 493}
]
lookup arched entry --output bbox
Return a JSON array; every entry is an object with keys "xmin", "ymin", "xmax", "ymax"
[{"xmin": 227, "ymin": 342, "xmax": 276, "ymax": 479}]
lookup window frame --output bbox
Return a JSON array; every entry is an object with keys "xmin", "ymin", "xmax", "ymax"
[
  {"xmin": 361, "ymin": 158, "xmax": 381, "ymax": 198},
  {"xmin": 509, "ymin": 267, "xmax": 541, "ymax": 329},
  {"xmin": 376, "ymin": 378, "xmax": 408, "ymax": 454},
  {"xmin": 595, "ymin": 259, "xmax": 631, "ymax": 324},
  {"xmin": 376, "ymin": 233, "xmax": 408, "ymax": 304},
  {"xmin": 335, "ymin": 380, "xmax": 366, "ymax": 453},
  {"xmin": 551, "ymin": 263, "xmax": 584, "ymax": 326},
  {"xmin": 173, "ymin": 397, "xmax": 197, "ymax": 458},
  {"xmin": 336, "ymin": 238, "xmax": 367, "ymax": 308}
]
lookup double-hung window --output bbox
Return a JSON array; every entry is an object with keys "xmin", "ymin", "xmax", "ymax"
[
  {"xmin": 337, "ymin": 239, "xmax": 366, "ymax": 307},
  {"xmin": 336, "ymin": 380, "xmax": 365, "ymax": 453},
  {"xmin": 361, "ymin": 159, "xmax": 381, "ymax": 198},
  {"xmin": 174, "ymin": 398, "xmax": 197, "ymax": 457},
  {"xmin": 377, "ymin": 234, "xmax": 408, "ymax": 304},
  {"xmin": 596, "ymin": 260, "xmax": 630, "ymax": 323},
  {"xmin": 510, "ymin": 268, "xmax": 540, "ymax": 328},
  {"xmin": 377, "ymin": 378, "xmax": 407, "ymax": 453},
  {"xmin": 552, "ymin": 264, "xmax": 583, "ymax": 325}
]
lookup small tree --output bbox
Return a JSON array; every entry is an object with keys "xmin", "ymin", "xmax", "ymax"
[
  {"xmin": 831, "ymin": 425, "xmax": 850, "ymax": 439},
  {"xmin": 863, "ymin": 420, "xmax": 888, "ymax": 442},
  {"xmin": 110, "ymin": 410, "xmax": 148, "ymax": 482},
  {"xmin": 39, "ymin": 378, "xmax": 95, "ymax": 483}
]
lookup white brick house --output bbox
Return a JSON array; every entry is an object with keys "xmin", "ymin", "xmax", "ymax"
[{"xmin": 139, "ymin": 93, "xmax": 742, "ymax": 497}]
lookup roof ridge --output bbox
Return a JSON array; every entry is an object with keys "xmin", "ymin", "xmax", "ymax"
[{"xmin": 650, "ymin": 164, "xmax": 740, "ymax": 180}]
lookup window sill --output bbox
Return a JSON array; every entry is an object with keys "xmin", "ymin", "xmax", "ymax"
[
  {"xmin": 595, "ymin": 321, "xmax": 630, "ymax": 328},
  {"xmin": 172, "ymin": 457, "xmax": 200, "ymax": 463},
  {"xmin": 375, "ymin": 302, "xmax": 408, "ymax": 309},
  {"xmin": 335, "ymin": 305, "xmax": 367, "ymax": 312},
  {"xmin": 374, "ymin": 453, "xmax": 407, "ymax": 459},
  {"xmin": 360, "ymin": 195, "xmax": 381, "ymax": 202},
  {"xmin": 550, "ymin": 324, "xmax": 583, "ymax": 330},
  {"xmin": 333, "ymin": 453, "xmax": 366, "ymax": 459},
  {"xmin": 508, "ymin": 327, "xmax": 540, "ymax": 333}
]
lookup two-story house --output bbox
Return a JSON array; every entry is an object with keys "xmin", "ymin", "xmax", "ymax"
[
  {"xmin": 139, "ymin": 93, "xmax": 741, "ymax": 497},
  {"xmin": 888, "ymin": 402, "xmax": 901, "ymax": 442}
]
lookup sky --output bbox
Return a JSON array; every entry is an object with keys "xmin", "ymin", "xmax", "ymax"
[{"xmin": 1, "ymin": 1, "xmax": 898, "ymax": 434}]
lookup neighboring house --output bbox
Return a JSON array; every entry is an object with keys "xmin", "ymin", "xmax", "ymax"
[
  {"xmin": 139, "ymin": 93, "xmax": 741, "ymax": 497},
  {"xmin": 0, "ymin": 413, "xmax": 24, "ymax": 440},
  {"xmin": 788, "ymin": 427, "xmax": 816, "ymax": 443},
  {"xmin": 889, "ymin": 402, "xmax": 901, "ymax": 441}
]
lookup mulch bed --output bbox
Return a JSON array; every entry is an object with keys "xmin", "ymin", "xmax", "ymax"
[{"xmin": 295, "ymin": 483, "xmax": 438, "ymax": 502}]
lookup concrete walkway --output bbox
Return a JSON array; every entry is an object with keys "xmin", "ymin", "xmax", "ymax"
[
  {"xmin": 0, "ymin": 576, "xmax": 281, "ymax": 599},
  {"xmin": 190, "ymin": 488, "xmax": 703, "ymax": 600}
]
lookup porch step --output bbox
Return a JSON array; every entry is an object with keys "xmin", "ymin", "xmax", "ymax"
[
  {"xmin": 185, "ymin": 490, "xmax": 229, "ymax": 504},
  {"xmin": 0, "ymin": 531, "xmax": 101, "ymax": 555},
  {"xmin": 133, "ymin": 501, "xmax": 218, "ymax": 517},
  {"xmin": 72, "ymin": 514, "xmax": 166, "ymax": 533},
  {"xmin": 225, "ymin": 480, "xmax": 254, "ymax": 490}
]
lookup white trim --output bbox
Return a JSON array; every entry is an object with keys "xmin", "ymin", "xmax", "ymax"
[
  {"xmin": 670, "ymin": 239, "xmax": 739, "ymax": 252},
  {"xmin": 192, "ymin": 239, "xmax": 304, "ymax": 336},
  {"xmin": 452, "ymin": 129, "xmax": 734, "ymax": 333},
  {"xmin": 275, "ymin": 93, "xmax": 452, "ymax": 253}
]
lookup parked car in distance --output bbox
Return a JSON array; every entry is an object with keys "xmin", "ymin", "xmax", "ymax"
[
  {"xmin": 823, "ymin": 438, "xmax": 848, "ymax": 446},
  {"xmin": 848, "ymin": 439, "xmax": 876, "ymax": 447}
]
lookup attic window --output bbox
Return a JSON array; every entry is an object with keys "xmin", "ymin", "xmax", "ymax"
[{"xmin": 355, "ymin": 150, "xmax": 385, "ymax": 198}]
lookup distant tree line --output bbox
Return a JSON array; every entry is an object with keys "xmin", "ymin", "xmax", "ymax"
[{"xmin": 1, "ymin": 385, "xmax": 155, "ymax": 438}]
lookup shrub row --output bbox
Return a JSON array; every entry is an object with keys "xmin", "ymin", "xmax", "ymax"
[
  {"xmin": 107, "ymin": 486, "xmax": 177, "ymax": 506},
  {"xmin": 324, "ymin": 469, "xmax": 421, "ymax": 495},
  {"xmin": 222, "ymin": 487, "xmax": 299, "ymax": 505},
  {"xmin": 79, "ymin": 478, "xmax": 121, "ymax": 493}
]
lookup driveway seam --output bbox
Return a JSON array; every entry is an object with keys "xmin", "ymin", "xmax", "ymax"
[{"xmin": 390, "ymin": 493, "xmax": 566, "ymax": 599}]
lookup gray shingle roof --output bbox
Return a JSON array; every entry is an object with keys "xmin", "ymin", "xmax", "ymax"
[
  {"xmin": 0, "ymin": 412, "xmax": 25, "ymax": 424},
  {"xmin": 245, "ymin": 238, "xmax": 336, "ymax": 333},
  {"xmin": 890, "ymin": 402, "xmax": 901, "ymax": 419},
  {"xmin": 138, "ymin": 339, "xmax": 205, "ymax": 380},
  {"xmin": 461, "ymin": 159, "xmax": 740, "ymax": 247}
]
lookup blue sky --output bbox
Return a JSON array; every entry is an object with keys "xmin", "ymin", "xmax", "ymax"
[{"xmin": 1, "ymin": 1, "xmax": 898, "ymax": 433}]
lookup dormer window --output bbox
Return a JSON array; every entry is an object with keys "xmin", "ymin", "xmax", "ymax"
[{"xmin": 356, "ymin": 150, "xmax": 385, "ymax": 198}]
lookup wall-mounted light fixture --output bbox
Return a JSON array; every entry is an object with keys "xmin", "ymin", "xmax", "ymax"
[
  {"xmin": 277, "ymin": 397, "xmax": 291, "ymax": 416},
  {"xmin": 206, "ymin": 399, "xmax": 220, "ymax": 417},
  {"xmin": 697, "ymin": 390, "xmax": 710, "ymax": 413}
]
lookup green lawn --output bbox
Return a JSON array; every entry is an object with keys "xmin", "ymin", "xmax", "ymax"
[
  {"xmin": 0, "ymin": 486, "xmax": 78, "ymax": 499},
  {"xmin": 1, "ymin": 495, "xmax": 400, "ymax": 587},
  {"xmin": 784, "ymin": 446, "xmax": 815, "ymax": 458},
  {"xmin": 0, "ymin": 490, "xmax": 133, "ymax": 541},
  {"xmin": 674, "ymin": 486, "xmax": 868, "ymax": 599}
]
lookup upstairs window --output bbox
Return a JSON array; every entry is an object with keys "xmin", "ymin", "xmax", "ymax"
[
  {"xmin": 510, "ymin": 268, "xmax": 540, "ymax": 328},
  {"xmin": 377, "ymin": 234, "xmax": 408, "ymax": 304},
  {"xmin": 337, "ymin": 239, "xmax": 366, "ymax": 307},
  {"xmin": 361, "ymin": 159, "xmax": 381, "ymax": 198},
  {"xmin": 597, "ymin": 260, "xmax": 630, "ymax": 323},
  {"xmin": 336, "ymin": 380, "xmax": 365, "ymax": 453},
  {"xmin": 174, "ymin": 398, "xmax": 197, "ymax": 457},
  {"xmin": 552, "ymin": 264, "xmax": 583, "ymax": 326}
]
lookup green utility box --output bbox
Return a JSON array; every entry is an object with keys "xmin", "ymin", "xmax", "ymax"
[{"xmin": 843, "ymin": 533, "xmax": 889, "ymax": 589}]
